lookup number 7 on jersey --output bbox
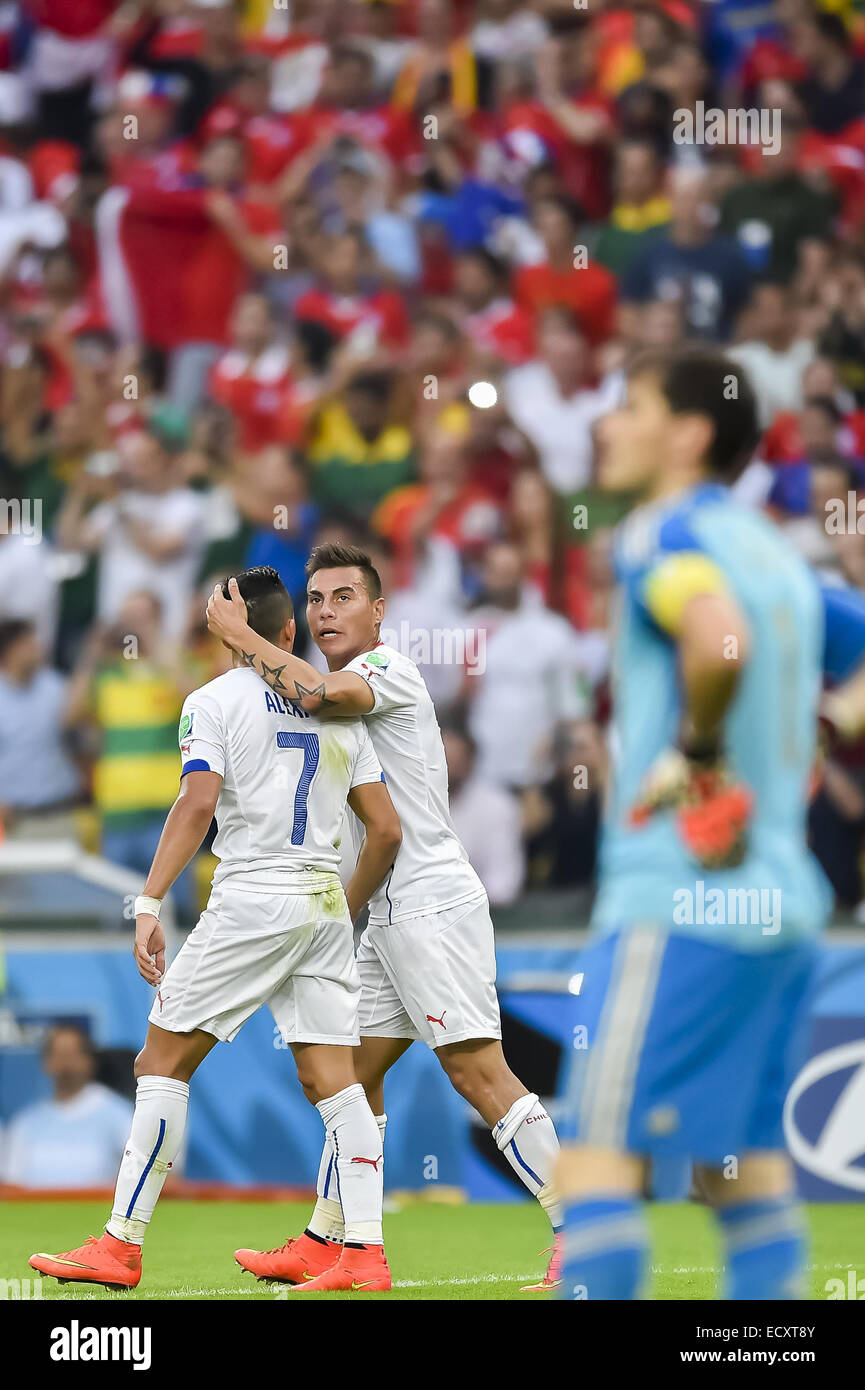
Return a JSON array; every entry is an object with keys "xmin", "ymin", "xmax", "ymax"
[{"xmin": 276, "ymin": 731, "xmax": 320, "ymax": 845}]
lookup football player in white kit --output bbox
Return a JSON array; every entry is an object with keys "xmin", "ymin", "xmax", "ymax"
[
  {"xmin": 206, "ymin": 544, "xmax": 564, "ymax": 1291},
  {"xmin": 29, "ymin": 567, "xmax": 402, "ymax": 1295}
]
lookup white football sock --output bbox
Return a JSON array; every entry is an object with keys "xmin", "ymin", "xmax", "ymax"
[
  {"xmin": 308, "ymin": 1112, "xmax": 387, "ymax": 1244},
  {"xmin": 106, "ymin": 1076, "xmax": 189, "ymax": 1244},
  {"xmin": 308, "ymin": 1136, "xmax": 344, "ymax": 1243},
  {"xmin": 316, "ymin": 1086, "xmax": 384, "ymax": 1245},
  {"xmin": 493, "ymin": 1092, "xmax": 563, "ymax": 1230}
]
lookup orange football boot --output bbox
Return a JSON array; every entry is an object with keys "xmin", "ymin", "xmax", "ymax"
[
  {"xmin": 521, "ymin": 1233, "xmax": 562, "ymax": 1292},
  {"xmin": 290, "ymin": 1242, "xmax": 391, "ymax": 1293},
  {"xmin": 234, "ymin": 1231, "xmax": 341, "ymax": 1284},
  {"xmin": 30, "ymin": 1232, "xmax": 141, "ymax": 1289}
]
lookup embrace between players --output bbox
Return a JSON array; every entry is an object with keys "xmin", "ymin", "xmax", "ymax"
[
  {"xmin": 30, "ymin": 541, "xmax": 563, "ymax": 1295},
  {"xmin": 31, "ymin": 343, "xmax": 865, "ymax": 1300}
]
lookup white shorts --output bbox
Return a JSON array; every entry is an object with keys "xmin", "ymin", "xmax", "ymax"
[
  {"xmin": 356, "ymin": 893, "xmax": 501, "ymax": 1050},
  {"xmin": 148, "ymin": 883, "xmax": 360, "ymax": 1046}
]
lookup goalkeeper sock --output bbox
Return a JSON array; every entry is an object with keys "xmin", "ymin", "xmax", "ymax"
[
  {"xmin": 560, "ymin": 1196, "xmax": 648, "ymax": 1300},
  {"xmin": 717, "ymin": 1198, "xmax": 807, "ymax": 1299},
  {"xmin": 106, "ymin": 1075, "xmax": 189, "ymax": 1244},
  {"xmin": 308, "ymin": 1113, "xmax": 386, "ymax": 1244},
  {"xmin": 315, "ymin": 1087, "xmax": 384, "ymax": 1246},
  {"xmin": 493, "ymin": 1093, "xmax": 563, "ymax": 1229}
]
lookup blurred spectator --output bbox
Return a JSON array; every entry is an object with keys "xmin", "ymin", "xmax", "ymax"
[
  {"xmin": 592, "ymin": 138, "xmax": 671, "ymax": 276},
  {"xmin": 817, "ymin": 250, "xmax": 865, "ymax": 407},
  {"xmin": 514, "ymin": 194, "xmax": 618, "ymax": 346},
  {"xmin": 209, "ymin": 293, "xmax": 293, "ymax": 452},
  {"xmin": 503, "ymin": 305, "xmax": 618, "ymax": 493},
  {"xmin": 0, "ymin": 510, "xmax": 60, "ymax": 653},
  {"xmin": 125, "ymin": 0, "xmax": 246, "ymax": 141},
  {"xmin": 242, "ymin": 446, "xmax": 320, "ymax": 607},
  {"xmin": 56, "ymin": 425, "xmax": 207, "ymax": 643},
  {"xmin": 719, "ymin": 121, "xmax": 836, "ymax": 283},
  {"xmin": 443, "ymin": 720, "xmax": 525, "ymax": 907},
  {"xmin": 293, "ymin": 226, "xmax": 411, "ymax": 351},
  {"xmin": 523, "ymin": 718, "xmax": 607, "ymax": 890},
  {"xmin": 0, "ymin": 619, "xmax": 81, "ymax": 837},
  {"xmin": 307, "ymin": 368, "xmax": 414, "ymax": 521},
  {"xmin": 372, "ymin": 425, "xmax": 503, "ymax": 589},
  {"xmin": 467, "ymin": 540, "xmax": 587, "ymax": 788},
  {"xmin": 728, "ymin": 280, "xmax": 814, "ymax": 428},
  {"xmin": 325, "ymin": 152, "xmax": 421, "ymax": 285},
  {"xmin": 623, "ymin": 167, "xmax": 752, "ymax": 341},
  {"xmin": 22, "ymin": 0, "xmax": 117, "ymax": 147},
  {"xmin": 65, "ymin": 591, "xmax": 193, "ymax": 914},
  {"xmin": 1, "ymin": 1024, "xmax": 132, "ymax": 1189},
  {"xmin": 790, "ymin": 10, "xmax": 865, "ymax": 135},
  {"xmin": 452, "ymin": 247, "xmax": 534, "ymax": 367}
]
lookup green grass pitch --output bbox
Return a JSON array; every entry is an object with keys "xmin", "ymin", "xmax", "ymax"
[{"xmin": 3, "ymin": 1200, "xmax": 863, "ymax": 1301}]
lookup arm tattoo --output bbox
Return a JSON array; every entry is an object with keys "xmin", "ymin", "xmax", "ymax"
[
  {"xmin": 259, "ymin": 660, "xmax": 288, "ymax": 693},
  {"xmin": 240, "ymin": 650, "xmax": 258, "ymax": 670},
  {"xmin": 287, "ymin": 680, "xmax": 341, "ymax": 711}
]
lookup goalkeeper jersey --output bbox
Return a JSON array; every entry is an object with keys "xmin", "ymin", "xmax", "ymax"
[{"xmin": 594, "ymin": 480, "xmax": 831, "ymax": 950}]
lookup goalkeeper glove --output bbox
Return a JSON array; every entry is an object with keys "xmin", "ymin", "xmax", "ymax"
[{"xmin": 629, "ymin": 735, "xmax": 753, "ymax": 870}]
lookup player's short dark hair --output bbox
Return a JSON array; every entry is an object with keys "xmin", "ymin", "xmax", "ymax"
[
  {"xmin": 628, "ymin": 344, "xmax": 760, "ymax": 480},
  {"xmin": 226, "ymin": 566, "xmax": 293, "ymax": 642},
  {"xmin": 305, "ymin": 543, "xmax": 383, "ymax": 600}
]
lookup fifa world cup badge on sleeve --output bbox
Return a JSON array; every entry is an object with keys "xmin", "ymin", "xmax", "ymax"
[{"xmin": 361, "ymin": 651, "xmax": 390, "ymax": 677}]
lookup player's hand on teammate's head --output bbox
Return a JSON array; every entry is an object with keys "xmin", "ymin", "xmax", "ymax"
[
  {"xmin": 133, "ymin": 915, "xmax": 166, "ymax": 985},
  {"xmin": 206, "ymin": 577, "xmax": 249, "ymax": 648}
]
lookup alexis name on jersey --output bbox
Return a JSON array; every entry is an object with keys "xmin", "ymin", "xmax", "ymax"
[{"xmin": 178, "ymin": 666, "xmax": 382, "ymax": 892}]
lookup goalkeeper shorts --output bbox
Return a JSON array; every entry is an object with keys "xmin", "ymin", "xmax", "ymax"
[{"xmin": 558, "ymin": 925, "xmax": 816, "ymax": 1162}]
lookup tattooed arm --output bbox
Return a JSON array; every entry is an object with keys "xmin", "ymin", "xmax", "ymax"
[{"xmin": 206, "ymin": 579, "xmax": 374, "ymax": 717}]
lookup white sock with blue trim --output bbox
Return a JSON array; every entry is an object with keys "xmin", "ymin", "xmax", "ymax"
[
  {"xmin": 315, "ymin": 1086, "xmax": 384, "ymax": 1246},
  {"xmin": 307, "ymin": 1113, "xmax": 387, "ymax": 1243},
  {"xmin": 106, "ymin": 1075, "xmax": 189, "ymax": 1244},
  {"xmin": 493, "ymin": 1093, "xmax": 563, "ymax": 1230}
]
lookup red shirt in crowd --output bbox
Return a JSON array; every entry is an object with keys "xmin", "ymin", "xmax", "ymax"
[
  {"xmin": 25, "ymin": 0, "xmax": 117, "ymax": 39},
  {"xmin": 293, "ymin": 286, "xmax": 410, "ymax": 350},
  {"xmin": 373, "ymin": 481, "xmax": 504, "ymax": 588},
  {"xmin": 502, "ymin": 96, "xmax": 616, "ymax": 223},
  {"xmin": 114, "ymin": 185, "xmax": 281, "ymax": 348},
  {"xmin": 762, "ymin": 409, "xmax": 865, "ymax": 464},
  {"xmin": 462, "ymin": 298, "xmax": 535, "ymax": 366},
  {"xmin": 209, "ymin": 343, "xmax": 294, "ymax": 451},
  {"xmin": 513, "ymin": 259, "xmax": 618, "ymax": 346}
]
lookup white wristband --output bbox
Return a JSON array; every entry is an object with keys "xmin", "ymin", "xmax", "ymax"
[{"xmin": 134, "ymin": 895, "xmax": 162, "ymax": 920}]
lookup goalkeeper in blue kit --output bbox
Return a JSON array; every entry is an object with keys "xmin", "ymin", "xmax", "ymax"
[{"xmin": 557, "ymin": 344, "xmax": 855, "ymax": 1300}]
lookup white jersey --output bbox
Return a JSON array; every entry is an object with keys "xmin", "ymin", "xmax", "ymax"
[
  {"xmin": 343, "ymin": 644, "xmax": 483, "ymax": 924},
  {"xmin": 179, "ymin": 666, "xmax": 382, "ymax": 892}
]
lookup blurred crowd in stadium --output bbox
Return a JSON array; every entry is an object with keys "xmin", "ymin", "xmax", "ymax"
[{"xmin": 0, "ymin": 0, "xmax": 865, "ymax": 921}]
